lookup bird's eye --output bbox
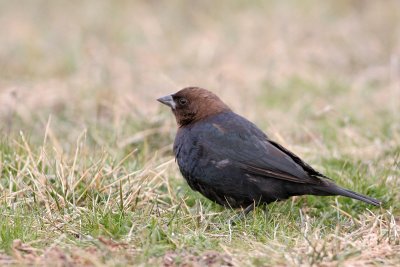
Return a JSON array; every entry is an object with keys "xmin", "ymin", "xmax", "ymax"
[{"xmin": 179, "ymin": 98, "xmax": 188, "ymax": 106}]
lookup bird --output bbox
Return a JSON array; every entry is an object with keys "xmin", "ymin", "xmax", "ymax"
[{"xmin": 157, "ymin": 87, "xmax": 381, "ymax": 215}]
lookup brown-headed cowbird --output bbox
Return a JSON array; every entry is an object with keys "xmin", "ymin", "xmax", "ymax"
[{"xmin": 157, "ymin": 87, "xmax": 381, "ymax": 213}]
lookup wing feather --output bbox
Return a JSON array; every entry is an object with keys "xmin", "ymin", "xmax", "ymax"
[{"xmin": 193, "ymin": 112, "xmax": 326, "ymax": 185}]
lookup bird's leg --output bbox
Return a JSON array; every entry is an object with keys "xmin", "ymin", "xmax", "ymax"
[
  {"xmin": 229, "ymin": 203, "xmax": 255, "ymax": 225},
  {"xmin": 242, "ymin": 203, "xmax": 255, "ymax": 216}
]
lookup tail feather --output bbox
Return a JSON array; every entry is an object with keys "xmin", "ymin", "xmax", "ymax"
[{"xmin": 316, "ymin": 184, "xmax": 381, "ymax": 206}]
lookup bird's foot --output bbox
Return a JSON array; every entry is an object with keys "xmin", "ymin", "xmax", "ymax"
[{"xmin": 228, "ymin": 204, "xmax": 254, "ymax": 225}]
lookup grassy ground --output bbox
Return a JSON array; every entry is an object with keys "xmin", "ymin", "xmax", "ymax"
[{"xmin": 0, "ymin": 0, "xmax": 399, "ymax": 266}]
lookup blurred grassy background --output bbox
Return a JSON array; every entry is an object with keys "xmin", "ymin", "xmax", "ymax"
[{"xmin": 0, "ymin": 0, "xmax": 399, "ymax": 266}]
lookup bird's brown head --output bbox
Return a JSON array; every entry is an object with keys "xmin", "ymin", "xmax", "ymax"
[{"xmin": 157, "ymin": 87, "xmax": 231, "ymax": 127}]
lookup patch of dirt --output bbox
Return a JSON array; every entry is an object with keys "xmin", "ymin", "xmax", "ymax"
[
  {"xmin": 5, "ymin": 237, "xmax": 136, "ymax": 266},
  {"xmin": 163, "ymin": 251, "xmax": 233, "ymax": 267}
]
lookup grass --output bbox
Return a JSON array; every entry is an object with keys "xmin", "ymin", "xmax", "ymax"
[{"xmin": 0, "ymin": 0, "xmax": 400, "ymax": 266}]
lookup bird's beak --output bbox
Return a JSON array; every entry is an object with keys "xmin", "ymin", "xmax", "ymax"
[{"xmin": 157, "ymin": 95, "xmax": 176, "ymax": 109}]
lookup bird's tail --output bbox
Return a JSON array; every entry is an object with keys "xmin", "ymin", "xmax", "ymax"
[{"xmin": 315, "ymin": 183, "xmax": 381, "ymax": 206}]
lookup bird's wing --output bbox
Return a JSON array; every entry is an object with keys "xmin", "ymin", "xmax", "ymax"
[{"xmin": 195, "ymin": 113, "xmax": 325, "ymax": 185}]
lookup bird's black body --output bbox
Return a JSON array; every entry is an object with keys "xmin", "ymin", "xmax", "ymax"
[
  {"xmin": 158, "ymin": 87, "xmax": 380, "ymax": 209},
  {"xmin": 173, "ymin": 111, "xmax": 379, "ymax": 208}
]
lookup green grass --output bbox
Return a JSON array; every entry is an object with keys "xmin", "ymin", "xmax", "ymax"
[
  {"xmin": 0, "ymin": 110, "xmax": 398, "ymax": 265},
  {"xmin": 0, "ymin": 0, "xmax": 400, "ymax": 266}
]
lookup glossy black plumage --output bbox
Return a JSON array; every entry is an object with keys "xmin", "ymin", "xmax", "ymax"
[{"xmin": 158, "ymin": 87, "xmax": 381, "ymax": 209}]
